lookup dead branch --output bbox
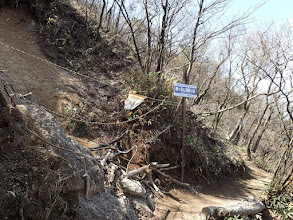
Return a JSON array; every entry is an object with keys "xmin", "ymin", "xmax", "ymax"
[
  {"xmin": 108, "ymin": 163, "xmax": 118, "ymax": 184},
  {"xmin": 96, "ymin": 125, "xmax": 173, "ymax": 159},
  {"xmin": 159, "ymin": 165, "xmax": 180, "ymax": 172},
  {"xmin": 89, "ymin": 130, "xmax": 128, "ymax": 150},
  {"xmin": 195, "ymin": 92, "xmax": 277, "ymax": 117},
  {"xmin": 83, "ymin": 157, "xmax": 90, "ymax": 200},
  {"xmin": 153, "ymin": 168, "xmax": 190, "ymax": 188},
  {"xmin": 146, "ymin": 167, "xmax": 160, "ymax": 192},
  {"xmin": 125, "ymin": 163, "xmax": 170, "ymax": 178},
  {"xmin": 125, "ymin": 164, "xmax": 150, "ymax": 178},
  {"xmin": 100, "ymin": 150, "xmax": 113, "ymax": 167},
  {"xmin": 155, "ymin": 163, "xmax": 170, "ymax": 168}
]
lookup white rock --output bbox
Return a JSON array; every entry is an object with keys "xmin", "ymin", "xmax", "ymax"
[{"xmin": 120, "ymin": 178, "xmax": 146, "ymax": 197}]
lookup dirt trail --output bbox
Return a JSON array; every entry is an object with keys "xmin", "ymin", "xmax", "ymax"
[
  {"xmin": 155, "ymin": 159, "xmax": 272, "ymax": 219},
  {"xmin": 0, "ymin": 8, "xmax": 272, "ymax": 220},
  {"xmin": 0, "ymin": 8, "xmax": 84, "ymax": 112}
]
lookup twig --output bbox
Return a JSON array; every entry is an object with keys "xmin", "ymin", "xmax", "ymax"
[
  {"xmin": 145, "ymin": 124, "xmax": 173, "ymax": 145},
  {"xmin": 159, "ymin": 165, "xmax": 180, "ymax": 172},
  {"xmin": 96, "ymin": 125, "xmax": 173, "ymax": 160},
  {"xmin": 163, "ymin": 210, "xmax": 171, "ymax": 220},
  {"xmin": 100, "ymin": 150, "xmax": 112, "ymax": 166},
  {"xmin": 126, "ymin": 145, "xmax": 138, "ymax": 172},
  {"xmin": 196, "ymin": 92, "xmax": 279, "ymax": 116},
  {"xmin": 83, "ymin": 157, "xmax": 90, "ymax": 200},
  {"xmin": 89, "ymin": 130, "xmax": 128, "ymax": 150},
  {"xmin": 118, "ymin": 155, "xmax": 144, "ymax": 167},
  {"xmin": 45, "ymin": 183, "xmax": 64, "ymax": 220}
]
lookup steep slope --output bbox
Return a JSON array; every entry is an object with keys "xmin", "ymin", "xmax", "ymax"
[
  {"xmin": 0, "ymin": 7, "xmax": 84, "ymax": 112},
  {"xmin": 0, "ymin": 6, "xmax": 137, "ymax": 220}
]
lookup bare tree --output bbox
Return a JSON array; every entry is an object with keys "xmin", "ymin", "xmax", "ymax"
[
  {"xmin": 228, "ymin": 48, "xmax": 262, "ymax": 145},
  {"xmin": 246, "ymin": 79, "xmax": 275, "ymax": 158},
  {"xmin": 247, "ymin": 23, "xmax": 293, "ymax": 192},
  {"xmin": 98, "ymin": 0, "xmax": 106, "ymax": 30},
  {"xmin": 114, "ymin": 0, "xmax": 144, "ymax": 70}
]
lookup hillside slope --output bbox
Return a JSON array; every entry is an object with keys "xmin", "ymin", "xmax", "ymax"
[{"xmin": 0, "ymin": 5, "xmax": 273, "ymax": 220}]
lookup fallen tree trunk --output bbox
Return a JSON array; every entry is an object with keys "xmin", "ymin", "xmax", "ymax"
[{"xmin": 201, "ymin": 199, "xmax": 265, "ymax": 218}]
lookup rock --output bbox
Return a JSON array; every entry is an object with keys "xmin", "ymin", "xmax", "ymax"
[
  {"xmin": 132, "ymin": 198, "xmax": 154, "ymax": 218},
  {"xmin": 17, "ymin": 102, "xmax": 104, "ymax": 208},
  {"xmin": 78, "ymin": 192, "xmax": 138, "ymax": 220},
  {"xmin": 120, "ymin": 178, "xmax": 146, "ymax": 197}
]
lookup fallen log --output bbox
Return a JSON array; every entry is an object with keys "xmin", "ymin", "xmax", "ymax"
[
  {"xmin": 125, "ymin": 165, "xmax": 150, "ymax": 178},
  {"xmin": 125, "ymin": 162, "xmax": 170, "ymax": 178},
  {"xmin": 201, "ymin": 199, "xmax": 265, "ymax": 218}
]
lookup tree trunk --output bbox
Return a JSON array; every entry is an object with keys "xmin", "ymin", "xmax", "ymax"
[
  {"xmin": 115, "ymin": 0, "xmax": 144, "ymax": 70},
  {"xmin": 186, "ymin": 0, "xmax": 204, "ymax": 83},
  {"xmin": 251, "ymin": 109, "xmax": 273, "ymax": 153},
  {"xmin": 156, "ymin": 0, "xmax": 169, "ymax": 78},
  {"xmin": 144, "ymin": 0, "xmax": 151, "ymax": 74},
  {"xmin": 228, "ymin": 110, "xmax": 247, "ymax": 145},
  {"xmin": 98, "ymin": 0, "xmax": 106, "ymax": 30},
  {"xmin": 202, "ymin": 200, "xmax": 265, "ymax": 218}
]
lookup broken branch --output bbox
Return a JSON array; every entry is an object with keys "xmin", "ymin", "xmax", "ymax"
[{"xmin": 153, "ymin": 168, "xmax": 190, "ymax": 188}]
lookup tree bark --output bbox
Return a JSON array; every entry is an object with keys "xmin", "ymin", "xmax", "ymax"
[
  {"xmin": 98, "ymin": 0, "xmax": 106, "ymax": 30},
  {"xmin": 156, "ymin": 0, "xmax": 169, "ymax": 77},
  {"xmin": 144, "ymin": 0, "xmax": 152, "ymax": 74},
  {"xmin": 202, "ymin": 200, "xmax": 265, "ymax": 218},
  {"xmin": 251, "ymin": 109, "xmax": 273, "ymax": 153}
]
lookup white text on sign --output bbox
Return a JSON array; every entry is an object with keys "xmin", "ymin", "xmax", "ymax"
[{"xmin": 174, "ymin": 83, "xmax": 197, "ymax": 98}]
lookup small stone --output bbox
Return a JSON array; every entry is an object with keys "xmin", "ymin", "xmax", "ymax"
[
  {"xmin": 133, "ymin": 198, "xmax": 154, "ymax": 218},
  {"xmin": 120, "ymin": 178, "xmax": 146, "ymax": 197}
]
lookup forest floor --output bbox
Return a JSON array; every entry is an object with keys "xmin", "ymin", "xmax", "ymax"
[{"xmin": 0, "ymin": 8, "xmax": 272, "ymax": 219}]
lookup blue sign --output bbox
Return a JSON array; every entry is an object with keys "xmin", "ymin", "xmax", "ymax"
[{"xmin": 174, "ymin": 83, "xmax": 197, "ymax": 98}]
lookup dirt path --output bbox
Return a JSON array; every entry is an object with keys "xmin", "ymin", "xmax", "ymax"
[
  {"xmin": 0, "ymin": 8, "xmax": 85, "ymax": 112},
  {"xmin": 154, "ymin": 159, "xmax": 272, "ymax": 219}
]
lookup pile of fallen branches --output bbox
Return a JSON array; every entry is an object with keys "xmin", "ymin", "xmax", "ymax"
[{"xmin": 90, "ymin": 125, "xmax": 191, "ymax": 217}]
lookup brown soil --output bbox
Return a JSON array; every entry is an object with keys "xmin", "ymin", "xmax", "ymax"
[
  {"xmin": 0, "ymin": 7, "xmax": 84, "ymax": 113},
  {"xmin": 154, "ymin": 157, "xmax": 272, "ymax": 219}
]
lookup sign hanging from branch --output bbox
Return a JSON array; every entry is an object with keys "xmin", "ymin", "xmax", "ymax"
[{"xmin": 174, "ymin": 83, "xmax": 197, "ymax": 98}]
